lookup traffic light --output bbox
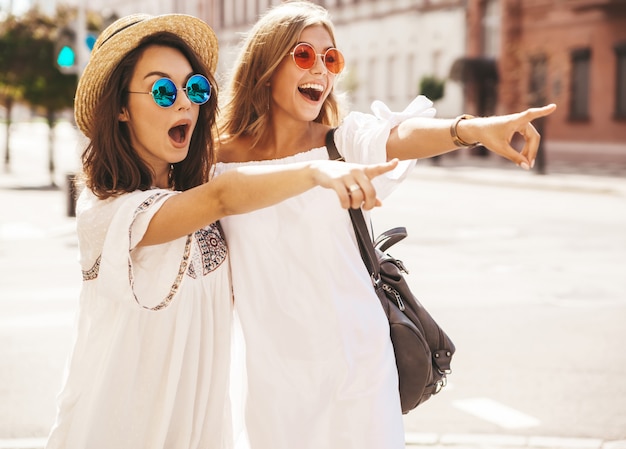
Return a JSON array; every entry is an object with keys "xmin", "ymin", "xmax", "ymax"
[
  {"xmin": 57, "ymin": 45, "xmax": 75, "ymax": 68},
  {"xmin": 54, "ymin": 22, "xmax": 98, "ymax": 75},
  {"xmin": 86, "ymin": 32, "xmax": 97, "ymax": 51},
  {"xmin": 55, "ymin": 25, "xmax": 78, "ymax": 75}
]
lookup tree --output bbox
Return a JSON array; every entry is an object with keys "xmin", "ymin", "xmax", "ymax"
[
  {"xmin": 419, "ymin": 75, "xmax": 446, "ymax": 164},
  {"xmin": 419, "ymin": 75, "xmax": 445, "ymax": 102},
  {"xmin": 0, "ymin": 14, "xmax": 28, "ymax": 172},
  {"xmin": 0, "ymin": 6, "xmax": 102, "ymax": 184},
  {"xmin": 18, "ymin": 8, "xmax": 78, "ymax": 186}
]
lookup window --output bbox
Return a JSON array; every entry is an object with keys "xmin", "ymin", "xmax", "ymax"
[
  {"xmin": 367, "ymin": 57, "xmax": 377, "ymax": 102},
  {"xmin": 615, "ymin": 43, "xmax": 626, "ymax": 119},
  {"xmin": 482, "ymin": 0, "xmax": 500, "ymax": 58},
  {"xmin": 528, "ymin": 54, "xmax": 547, "ymax": 107},
  {"xmin": 386, "ymin": 54, "xmax": 397, "ymax": 101},
  {"xmin": 569, "ymin": 48, "xmax": 591, "ymax": 121},
  {"xmin": 406, "ymin": 53, "xmax": 415, "ymax": 100}
]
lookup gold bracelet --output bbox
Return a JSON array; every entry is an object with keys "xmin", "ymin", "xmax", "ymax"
[{"xmin": 450, "ymin": 114, "xmax": 479, "ymax": 147}]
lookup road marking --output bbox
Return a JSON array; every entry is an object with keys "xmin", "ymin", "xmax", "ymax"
[{"xmin": 453, "ymin": 398, "xmax": 540, "ymax": 429}]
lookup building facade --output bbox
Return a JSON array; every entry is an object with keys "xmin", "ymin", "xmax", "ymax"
[
  {"xmin": 466, "ymin": 0, "xmax": 626, "ymax": 164},
  {"xmin": 46, "ymin": 0, "xmax": 626, "ymax": 165},
  {"xmin": 62, "ymin": 0, "xmax": 467, "ymax": 117},
  {"xmin": 209, "ymin": 0, "xmax": 467, "ymax": 117}
]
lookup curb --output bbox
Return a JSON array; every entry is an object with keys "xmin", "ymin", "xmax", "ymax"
[
  {"xmin": 3, "ymin": 435, "xmax": 624, "ymax": 449},
  {"xmin": 405, "ymin": 433, "xmax": 626, "ymax": 449}
]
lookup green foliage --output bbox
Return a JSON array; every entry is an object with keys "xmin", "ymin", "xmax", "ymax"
[
  {"xmin": 0, "ymin": 6, "xmax": 103, "ymax": 176},
  {"xmin": 0, "ymin": 15, "xmax": 27, "ymax": 100},
  {"xmin": 0, "ymin": 5, "xmax": 104, "ymax": 116},
  {"xmin": 419, "ymin": 75, "xmax": 446, "ymax": 102},
  {"xmin": 0, "ymin": 7, "xmax": 78, "ymax": 115}
]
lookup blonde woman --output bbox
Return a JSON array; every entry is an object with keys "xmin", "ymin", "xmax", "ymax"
[{"xmin": 216, "ymin": 1, "xmax": 556, "ymax": 448}]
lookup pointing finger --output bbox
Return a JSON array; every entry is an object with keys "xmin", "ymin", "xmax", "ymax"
[
  {"xmin": 364, "ymin": 159, "xmax": 399, "ymax": 180},
  {"xmin": 521, "ymin": 103, "xmax": 557, "ymax": 122}
]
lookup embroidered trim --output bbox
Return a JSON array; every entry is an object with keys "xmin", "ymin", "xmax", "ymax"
[
  {"xmin": 136, "ymin": 193, "xmax": 163, "ymax": 213},
  {"xmin": 135, "ymin": 234, "xmax": 193, "ymax": 311},
  {"xmin": 130, "ymin": 192, "xmax": 191, "ymax": 311},
  {"xmin": 82, "ymin": 255, "xmax": 101, "ymax": 281},
  {"xmin": 83, "ymin": 193, "xmax": 223, "ymax": 311},
  {"xmin": 194, "ymin": 223, "xmax": 228, "ymax": 275}
]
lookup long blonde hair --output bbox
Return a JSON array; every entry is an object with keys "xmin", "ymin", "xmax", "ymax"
[{"xmin": 219, "ymin": 1, "xmax": 344, "ymax": 145}]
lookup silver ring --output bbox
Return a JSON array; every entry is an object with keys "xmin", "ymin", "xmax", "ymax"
[{"xmin": 348, "ymin": 184, "xmax": 360, "ymax": 193}]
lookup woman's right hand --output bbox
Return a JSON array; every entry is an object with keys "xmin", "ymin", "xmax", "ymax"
[{"xmin": 310, "ymin": 159, "xmax": 399, "ymax": 210}]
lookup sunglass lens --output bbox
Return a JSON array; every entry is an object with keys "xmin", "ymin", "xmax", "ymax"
[
  {"xmin": 325, "ymin": 49, "xmax": 345, "ymax": 74},
  {"xmin": 185, "ymin": 74, "xmax": 211, "ymax": 105},
  {"xmin": 151, "ymin": 78, "xmax": 177, "ymax": 107},
  {"xmin": 293, "ymin": 43, "xmax": 315, "ymax": 70}
]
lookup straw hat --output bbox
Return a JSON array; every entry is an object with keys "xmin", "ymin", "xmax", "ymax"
[{"xmin": 74, "ymin": 13, "xmax": 218, "ymax": 138}]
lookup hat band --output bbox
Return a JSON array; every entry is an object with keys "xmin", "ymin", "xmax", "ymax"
[{"xmin": 97, "ymin": 18, "xmax": 146, "ymax": 51}]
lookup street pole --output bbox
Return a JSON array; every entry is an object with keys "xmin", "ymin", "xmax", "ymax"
[
  {"xmin": 529, "ymin": 55, "xmax": 548, "ymax": 175},
  {"xmin": 534, "ymin": 114, "xmax": 546, "ymax": 175},
  {"xmin": 76, "ymin": 0, "xmax": 88, "ymax": 74}
]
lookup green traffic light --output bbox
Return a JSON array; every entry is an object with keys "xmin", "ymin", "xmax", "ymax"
[{"xmin": 57, "ymin": 45, "xmax": 75, "ymax": 67}]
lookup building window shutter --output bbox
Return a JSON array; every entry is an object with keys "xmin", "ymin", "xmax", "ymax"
[
  {"xmin": 615, "ymin": 42, "xmax": 626, "ymax": 119},
  {"xmin": 569, "ymin": 48, "xmax": 591, "ymax": 121}
]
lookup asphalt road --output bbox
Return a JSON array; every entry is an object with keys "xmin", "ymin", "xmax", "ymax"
[{"xmin": 370, "ymin": 167, "xmax": 626, "ymax": 442}]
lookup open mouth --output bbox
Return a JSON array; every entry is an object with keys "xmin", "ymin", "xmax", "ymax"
[
  {"xmin": 168, "ymin": 124, "xmax": 189, "ymax": 144},
  {"xmin": 298, "ymin": 83, "xmax": 324, "ymax": 102}
]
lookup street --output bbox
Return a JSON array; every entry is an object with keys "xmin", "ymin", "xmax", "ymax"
[
  {"xmin": 1, "ymin": 122, "xmax": 625, "ymax": 446},
  {"xmin": 370, "ymin": 168, "xmax": 626, "ymax": 442}
]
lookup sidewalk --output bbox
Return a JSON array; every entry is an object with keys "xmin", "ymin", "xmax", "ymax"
[
  {"xmin": 405, "ymin": 432, "xmax": 626, "ymax": 449},
  {"xmin": 397, "ymin": 157, "xmax": 626, "ymax": 449},
  {"xmin": 410, "ymin": 156, "xmax": 626, "ymax": 198},
  {"xmin": 1, "ymin": 434, "xmax": 625, "ymax": 449}
]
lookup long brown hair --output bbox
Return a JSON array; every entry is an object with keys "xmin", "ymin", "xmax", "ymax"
[
  {"xmin": 218, "ymin": 1, "xmax": 344, "ymax": 146},
  {"xmin": 81, "ymin": 32, "xmax": 218, "ymax": 199}
]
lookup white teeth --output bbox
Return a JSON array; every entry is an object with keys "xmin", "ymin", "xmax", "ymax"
[{"xmin": 299, "ymin": 83, "xmax": 324, "ymax": 91}]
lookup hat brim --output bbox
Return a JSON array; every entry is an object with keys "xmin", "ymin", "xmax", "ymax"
[{"xmin": 74, "ymin": 14, "xmax": 218, "ymax": 138}]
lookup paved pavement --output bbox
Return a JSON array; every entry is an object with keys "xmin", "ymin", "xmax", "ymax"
[
  {"xmin": 412, "ymin": 153, "xmax": 626, "ymax": 197},
  {"xmin": 1, "ymin": 122, "xmax": 625, "ymax": 449}
]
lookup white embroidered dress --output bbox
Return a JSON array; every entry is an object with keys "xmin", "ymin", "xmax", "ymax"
[
  {"xmin": 46, "ymin": 188, "xmax": 233, "ymax": 449},
  {"xmin": 216, "ymin": 97, "xmax": 436, "ymax": 449}
]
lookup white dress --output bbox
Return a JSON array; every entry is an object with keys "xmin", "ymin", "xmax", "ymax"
[
  {"xmin": 46, "ymin": 188, "xmax": 233, "ymax": 449},
  {"xmin": 215, "ymin": 97, "xmax": 436, "ymax": 449}
]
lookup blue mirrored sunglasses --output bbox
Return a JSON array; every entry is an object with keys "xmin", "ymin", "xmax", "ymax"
[{"xmin": 127, "ymin": 74, "xmax": 211, "ymax": 108}]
